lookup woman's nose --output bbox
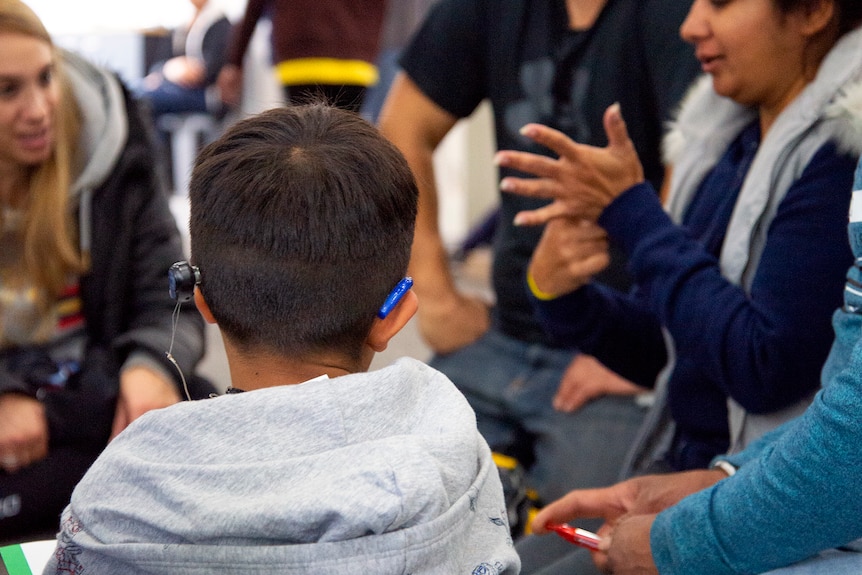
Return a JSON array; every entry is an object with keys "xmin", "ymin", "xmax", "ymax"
[
  {"xmin": 680, "ymin": 0, "xmax": 708, "ymax": 45},
  {"xmin": 21, "ymin": 86, "xmax": 50, "ymax": 122}
]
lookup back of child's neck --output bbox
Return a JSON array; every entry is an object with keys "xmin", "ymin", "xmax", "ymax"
[{"xmin": 223, "ymin": 340, "xmax": 366, "ymax": 392}]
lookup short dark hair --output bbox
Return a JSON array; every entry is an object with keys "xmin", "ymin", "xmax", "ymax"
[
  {"xmin": 189, "ymin": 104, "xmax": 418, "ymax": 361},
  {"xmin": 775, "ymin": 0, "xmax": 862, "ymax": 34}
]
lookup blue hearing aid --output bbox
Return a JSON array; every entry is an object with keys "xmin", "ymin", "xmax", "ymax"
[{"xmin": 377, "ymin": 277, "xmax": 414, "ymax": 319}]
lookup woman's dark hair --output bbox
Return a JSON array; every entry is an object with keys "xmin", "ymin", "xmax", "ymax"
[{"xmin": 776, "ymin": 0, "xmax": 862, "ymax": 34}]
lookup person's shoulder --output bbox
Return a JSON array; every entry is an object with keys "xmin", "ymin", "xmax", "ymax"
[
  {"xmin": 380, "ymin": 357, "xmax": 474, "ymax": 406},
  {"xmin": 428, "ymin": 0, "xmax": 524, "ymax": 23}
]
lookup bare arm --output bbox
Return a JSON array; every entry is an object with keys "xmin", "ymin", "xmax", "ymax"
[{"xmin": 379, "ymin": 73, "xmax": 490, "ymax": 353}]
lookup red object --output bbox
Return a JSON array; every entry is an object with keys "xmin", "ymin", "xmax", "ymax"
[{"xmin": 547, "ymin": 523, "xmax": 602, "ymax": 551}]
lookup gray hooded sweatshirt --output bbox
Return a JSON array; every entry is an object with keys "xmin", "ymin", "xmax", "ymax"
[{"xmin": 43, "ymin": 357, "xmax": 520, "ymax": 574}]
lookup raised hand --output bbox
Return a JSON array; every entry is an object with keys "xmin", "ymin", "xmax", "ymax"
[{"xmin": 495, "ymin": 103, "xmax": 645, "ymax": 226}]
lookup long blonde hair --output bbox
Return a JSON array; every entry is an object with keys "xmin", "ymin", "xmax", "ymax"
[{"xmin": 0, "ymin": 0, "xmax": 86, "ymax": 306}]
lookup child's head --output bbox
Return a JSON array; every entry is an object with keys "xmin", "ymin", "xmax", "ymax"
[{"xmin": 189, "ymin": 104, "xmax": 418, "ymax": 363}]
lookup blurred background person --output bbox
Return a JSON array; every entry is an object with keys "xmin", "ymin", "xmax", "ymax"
[
  {"xmin": 135, "ymin": 0, "xmax": 232, "ymax": 195},
  {"xmin": 379, "ymin": 0, "xmax": 700, "ymax": 519},
  {"xmin": 136, "ymin": 0, "xmax": 231, "ymax": 120},
  {"xmin": 360, "ymin": 0, "xmax": 437, "ymax": 124},
  {"xmin": 217, "ymin": 0, "xmax": 387, "ymax": 113},
  {"xmin": 0, "ymin": 0, "xmax": 210, "ymax": 544}
]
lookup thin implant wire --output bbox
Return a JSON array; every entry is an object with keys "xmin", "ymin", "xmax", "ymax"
[{"xmin": 167, "ymin": 299, "xmax": 192, "ymax": 401}]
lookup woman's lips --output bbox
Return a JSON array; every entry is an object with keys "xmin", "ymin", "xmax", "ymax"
[
  {"xmin": 697, "ymin": 53, "xmax": 722, "ymax": 74},
  {"xmin": 17, "ymin": 128, "xmax": 51, "ymax": 152}
]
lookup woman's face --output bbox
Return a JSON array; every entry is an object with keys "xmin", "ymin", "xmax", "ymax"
[
  {"xmin": 680, "ymin": 0, "xmax": 818, "ymax": 111},
  {"xmin": 0, "ymin": 32, "xmax": 58, "ymax": 174}
]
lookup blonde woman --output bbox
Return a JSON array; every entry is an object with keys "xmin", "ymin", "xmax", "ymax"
[{"xmin": 0, "ymin": 0, "xmax": 209, "ymax": 543}]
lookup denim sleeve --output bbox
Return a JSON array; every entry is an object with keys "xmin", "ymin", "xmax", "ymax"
[
  {"xmin": 717, "ymin": 418, "xmax": 796, "ymax": 468},
  {"xmin": 652, "ymin": 343, "xmax": 862, "ymax": 574}
]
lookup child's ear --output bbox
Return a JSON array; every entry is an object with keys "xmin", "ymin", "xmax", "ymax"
[
  {"xmin": 194, "ymin": 287, "xmax": 218, "ymax": 324},
  {"xmin": 366, "ymin": 290, "xmax": 418, "ymax": 352}
]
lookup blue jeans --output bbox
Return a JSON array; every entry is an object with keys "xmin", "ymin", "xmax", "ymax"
[
  {"xmin": 138, "ymin": 80, "xmax": 208, "ymax": 116},
  {"xmin": 430, "ymin": 328, "xmax": 647, "ymax": 504}
]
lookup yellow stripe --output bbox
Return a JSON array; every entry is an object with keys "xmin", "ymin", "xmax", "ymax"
[
  {"xmin": 56, "ymin": 297, "xmax": 81, "ymax": 317},
  {"xmin": 275, "ymin": 58, "xmax": 379, "ymax": 87},
  {"xmin": 492, "ymin": 452, "xmax": 520, "ymax": 470},
  {"xmin": 526, "ymin": 271, "xmax": 558, "ymax": 301}
]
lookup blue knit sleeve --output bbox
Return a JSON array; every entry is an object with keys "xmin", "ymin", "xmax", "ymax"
[
  {"xmin": 652, "ymin": 342, "xmax": 862, "ymax": 574},
  {"xmin": 599, "ymin": 144, "xmax": 855, "ymax": 414},
  {"xmin": 530, "ymin": 184, "xmax": 669, "ymax": 387}
]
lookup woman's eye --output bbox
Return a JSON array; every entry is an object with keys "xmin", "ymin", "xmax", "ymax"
[
  {"xmin": 38, "ymin": 67, "xmax": 53, "ymax": 87},
  {"xmin": 0, "ymin": 82, "xmax": 19, "ymax": 98}
]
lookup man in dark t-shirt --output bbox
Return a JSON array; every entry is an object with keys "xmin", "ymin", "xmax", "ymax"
[{"xmin": 379, "ymin": 0, "xmax": 699, "ymax": 505}]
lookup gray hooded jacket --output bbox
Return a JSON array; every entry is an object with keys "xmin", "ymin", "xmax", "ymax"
[{"xmin": 43, "ymin": 358, "xmax": 520, "ymax": 574}]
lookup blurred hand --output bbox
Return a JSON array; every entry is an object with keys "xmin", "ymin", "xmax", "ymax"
[
  {"xmin": 532, "ymin": 470, "xmax": 727, "ymax": 533},
  {"xmin": 601, "ymin": 514, "xmax": 658, "ymax": 574},
  {"xmin": 495, "ymin": 104, "xmax": 645, "ymax": 225},
  {"xmin": 418, "ymin": 292, "xmax": 490, "ymax": 355},
  {"xmin": 554, "ymin": 354, "xmax": 648, "ymax": 412},
  {"xmin": 162, "ymin": 56, "xmax": 205, "ymax": 88},
  {"xmin": 529, "ymin": 217, "xmax": 610, "ymax": 298},
  {"xmin": 111, "ymin": 367, "xmax": 181, "ymax": 439},
  {"xmin": 216, "ymin": 64, "xmax": 243, "ymax": 107},
  {"xmin": 531, "ymin": 470, "xmax": 726, "ymax": 572},
  {"xmin": 0, "ymin": 393, "xmax": 49, "ymax": 473}
]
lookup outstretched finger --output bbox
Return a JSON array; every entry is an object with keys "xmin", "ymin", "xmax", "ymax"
[
  {"xmin": 499, "ymin": 174, "xmax": 566, "ymax": 200},
  {"xmin": 603, "ymin": 103, "xmax": 632, "ymax": 152},
  {"xmin": 517, "ymin": 123, "xmax": 582, "ymax": 161},
  {"xmin": 512, "ymin": 201, "xmax": 577, "ymax": 227},
  {"xmin": 513, "ymin": 199, "xmax": 602, "ymax": 226},
  {"xmin": 495, "ymin": 149, "xmax": 561, "ymax": 180},
  {"xmin": 530, "ymin": 487, "xmax": 619, "ymax": 534}
]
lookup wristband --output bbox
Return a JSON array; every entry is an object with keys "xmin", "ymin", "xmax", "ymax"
[
  {"xmin": 527, "ymin": 270, "xmax": 558, "ymax": 301},
  {"xmin": 711, "ymin": 460, "xmax": 737, "ymax": 477}
]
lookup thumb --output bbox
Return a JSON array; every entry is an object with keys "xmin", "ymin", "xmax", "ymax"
[
  {"xmin": 603, "ymin": 103, "xmax": 631, "ymax": 150},
  {"xmin": 598, "ymin": 531, "xmax": 612, "ymax": 552}
]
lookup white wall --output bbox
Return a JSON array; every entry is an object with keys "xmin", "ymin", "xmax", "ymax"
[{"xmin": 27, "ymin": 0, "xmax": 248, "ymax": 34}]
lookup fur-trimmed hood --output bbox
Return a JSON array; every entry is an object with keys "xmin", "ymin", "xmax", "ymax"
[
  {"xmin": 663, "ymin": 26, "xmax": 862, "ymax": 166},
  {"xmin": 659, "ymin": 26, "xmax": 862, "ymax": 455},
  {"xmin": 662, "ymin": 26, "xmax": 862, "ymax": 285}
]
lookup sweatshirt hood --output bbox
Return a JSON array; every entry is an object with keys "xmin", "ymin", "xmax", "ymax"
[
  {"xmin": 60, "ymin": 49, "xmax": 128, "ymax": 258},
  {"xmin": 45, "ymin": 358, "xmax": 519, "ymax": 575}
]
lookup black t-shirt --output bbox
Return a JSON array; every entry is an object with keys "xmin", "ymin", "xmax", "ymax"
[{"xmin": 401, "ymin": 0, "xmax": 700, "ymax": 344}]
